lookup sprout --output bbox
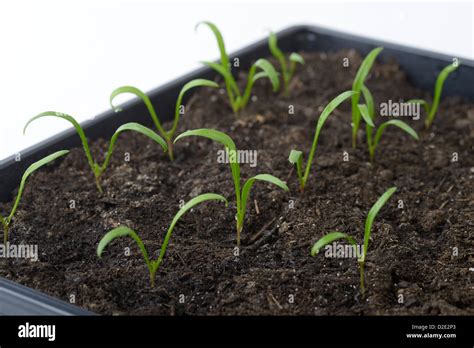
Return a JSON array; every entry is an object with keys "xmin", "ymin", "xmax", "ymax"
[
  {"xmin": 311, "ymin": 187, "xmax": 397, "ymax": 295},
  {"xmin": 289, "ymin": 90, "xmax": 356, "ymax": 193},
  {"xmin": 24, "ymin": 112, "xmax": 167, "ymax": 193},
  {"xmin": 358, "ymin": 86, "xmax": 419, "ymax": 162},
  {"xmin": 1, "ymin": 150, "xmax": 69, "ymax": 245},
  {"xmin": 174, "ymin": 129, "xmax": 288, "ymax": 246},
  {"xmin": 97, "ymin": 193, "xmax": 227, "ymax": 287},
  {"xmin": 110, "ymin": 79, "xmax": 218, "ymax": 160},
  {"xmin": 196, "ymin": 21, "xmax": 280, "ymax": 113},
  {"xmin": 408, "ymin": 62, "xmax": 460, "ymax": 129},
  {"xmin": 268, "ymin": 31, "xmax": 305, "ymax": 96},
  {"xmin": 351, "ymin": 47, "xmax": 383, "ymax": 148}
]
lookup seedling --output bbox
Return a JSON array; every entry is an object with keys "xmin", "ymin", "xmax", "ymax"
[
  {"xmin": 174, "ymin": 129, "xmax": 288, "ymax": 246},
  {"xmin": 268, "ymin": 31, "xmax": 305, "ymax": 96},
  {"xmin": 289, "ymin": 90, "xmax": 357, "ymax": 192},
  {"xmin": 1, "ymin": 150, "xmax": 69, "ymax": 245},
  {"xmin": 110, "ymin": 78, "xmax": 218, "ymax": 160},
  {"xmin": 358, "ymin": 86, "xmax": 419, "ymax": 162},
  {"xmin": 311, "ymin": 187, "xmax": 397, "ymax": 296},
  {"xmin": 408, "ymin": 62, "xmax": 460, "ymax": 129},
  {"xmin": 351, "ymin": 47, "xmax": 383, "ymax": 148},
  {"xmin": 97, "ymin": 193, "xmax": 227, "ymax": 287},
  {"xmin": 24, "ymin": 112, "xmax": 167, "ymax": 193},
  {"xmin": 196, "ymin": 21, "xmax": 280, "ymax": 113}
]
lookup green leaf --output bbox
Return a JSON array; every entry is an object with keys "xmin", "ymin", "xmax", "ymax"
[
  {"xmin": 268, "ymin": 31, "xmax": 285, "ymax": 62},
  {"xmin": 101, "ymin": 123, "xmax": 168, "ymax": 174},
  {"xmin": 202, "ymin": 61, "xmax": 240, "ymax": 97},
  {"xmin": 7, "ymin": 150, "xmax": 69, "ymax": 223},
  {"xmin": 407, "ymin": 99, "xmax": 430, "ymax": 115},
  {"xmin": 358, "ymin": 104, "xmax": 375, "ymax": 128},
  {"xmin": 311, "ymin": 232, "xmax": 357, "ymax": 257},
  {"xmin": 240, "ymin": 174, "xmax": 288, "ymax": 220},
  {"xmin": 302, "ymin": 91, "xmax": 357, "ymax": 188},
  {"xmin": 289, "ymin": 52, "xmax": 305, "ymax": 65},
  {"xmin": 351, "ymin": 47, "xmax": 383, "ymax": 147},
  {"xmin": 174, "ymin": 128, "xmax": 236, "ymax": 152},
  {"xmin": 361, "ymin": 187, "xmax": 397, "ymax": 262},
  {"xmin": 373, "ymin": 120, "xmax": 419, "ymax": 149},
  {"xmin": 428, "ymin": 62, "xmax": 460, "ymax": 125},
  {"xmin": 24, "ymin": 112, "xmax": 94, "ymax": 171},
  {"xmin": 171, "ymin": 79, "xmax": 218, "ymax": 138},
  {"xmin": 196, "ymin": 21, "xmax": 229, "ymax": 69},
  {"xmin": 174, "ymin": 129, "xmax": 241, "ymax": 210},
  {"xmin": 361, "ymin": 84, "xmax": 375, "ymax": 120},
  {"xmin": 352, "ymin": 47, "xmax": 383, "ymax": 93},
  {"xmin": 97, "ymin": 226, "xmax": 152, "ymax": 271},
  {"xmin": 288, "ymin": 150, "xmax": 303, "ymax": 187},
  {"xmin": 109, "ymin": 86, "xmax": 166, "ymax": 137},
  {"xmin": 253, "ymin": 59, "xmax": 280, "ymax": 92},
  {"xmin": 154, "ymin": 193, "xmax": 228, "ymax": 270}
]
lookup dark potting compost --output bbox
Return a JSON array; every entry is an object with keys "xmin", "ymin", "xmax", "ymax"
[{"xmin": 0, "ymin": 51, "xmax": 472, "ymax": 315}]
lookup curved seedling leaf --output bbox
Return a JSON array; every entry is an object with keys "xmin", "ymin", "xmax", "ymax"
[
  {"xmin": 174, "ymin": 128, "xmax": 236, "ymax": 152},
  {"xmin": 352, "ymin": 47, "xmax": 383, "ymax": 92},
  {"xmin": 351, "ymin": 47, "xmax": 383, "ymax": 146},
  {"xmin": 110, "ymin": 86, "xmax": 166, "ymax": 137},
  {"xmin": 302, "ymin": 90, "xmax": 357, "ymax": 188},
  {"xmin": 196, "ymin": 21, "xmax": 229, "ymax": 68},
  {"xmin": 361, "ymin": 84, "xmax": 375, "ymax": 120},
  {"xmin": 101, "ymin": 123, "xmax": 168, "ymax": 173},
  {"xmin": 24, "ymin": 112, "xmax": 94, "ymax": 171},
  {"xmin": 268, "ymin": 31, "xmax": 284, "ymax": 62},
  {"xmin": 288, "ymin": 150, "xmax": 304, "ymax": 188},
  {"xmin": 268, "ymin": 31, "xmax": 285, "ymax": 60},
  {"xmin": 289, "ymin": 53, "xmax": 305, "ymax": 79},
  {"xmin": 358, "ymin": 104, "xmax": 375, "ymax": 128},
  {"xmin": 289, "ymin": 52, "xmax": 305, "ymax": 65},
  {"xmin": 407, "ymin": 99, "xmax": 430, "ymax": 115},
  {"xmin": 240, "ymin": 174, "xmax": 288, "ymax": 220},
  {"xmin": 97, "ymin": 226, "xmax": 152, "ymax": 272},
  {"xmin": 202, "ymin": 61, "xmax": 240, "ymax": 97},
  {"xmin": 373, "ymin": 120, "xmax": 419, "ymax": 150},
  {"xmin": 8, "ymin": 150, "xmax": 69, "ymax": 223},
  {"xmin": 174, "ymin": 129, "xmax": 241, "ymax": 202},
  {"xmin": 171, "ymin": 79, "xmax": 219, "ymax": 138},
  {"xmin": 253, "ymin": 59, "xmax": 280, "ymax": 92},
  {"xmin": 154, "ymin": 193, "xmax": 228, "ymax": 270},
  {"xmin": 428, "ymin": 62, "xmax": 460, "ymax": 125},
  {"xmin": 361, "ymin": 187, "xmax": 397, "ymax": 262},
  {"xmin": 311, "ymin": 232, "xmax": 357, "ymax": 257}
]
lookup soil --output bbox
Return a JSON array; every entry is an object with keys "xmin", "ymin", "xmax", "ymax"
[{"xmin": 1, "ymin": 50, "xmax": 473, "ymax": 315}]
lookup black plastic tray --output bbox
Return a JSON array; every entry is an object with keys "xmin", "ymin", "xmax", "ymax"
[{"xmin": 0, "ymin": 25, "xmax": 473, "ymax": 315}]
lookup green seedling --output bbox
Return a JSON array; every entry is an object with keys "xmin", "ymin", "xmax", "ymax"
[
  {"xmin": 289, "ymin": 90, "xmax": 357, "ymax": 193},
  {"xmin": 196, "ymin": 21, "xmax": 280, "ymax": 113},
  {"xmin": 97, "ymin": 193, "xmax": 227, "ymax": 287},
  {"xmin": 110, "ymin": 79, "xmax": 218, "ymax": 161},
  {"xmin": 351, "ymin": 47, "xmax": 383, "ymax": 148},
  {"xmin": 311, "ymin": 187, "xmax": 397, "ymax": 296},
  {"xmin": 408, "ymin": 62, "xmax": 460, "ymax": 129},
  {"xmin": 358, "ymin": 86, "xmax": 419, "ymax": 162},
  {"xmin": 268, "ymin": 31, "xmax": 305, "ymax": 96},
  {"xmin": 24, "ymin": 112, "xmax": 167, "ymax": 193},
  {"xmin": 175, "ymin": 129, "xmax": 288, "ymax": 246},
  {"xmin": 1, "ymin": 150, "xmax": 69, "ymax": 245}
]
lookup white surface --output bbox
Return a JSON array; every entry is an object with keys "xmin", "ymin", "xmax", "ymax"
[{"xmin": 0, "ymin": 0, "xmax": 472, "ymax": 160}]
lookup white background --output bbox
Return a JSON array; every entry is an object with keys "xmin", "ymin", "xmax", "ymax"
[{"xmin": 0, "ymin": 0, "xmax": 472, "ymax": 161}]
